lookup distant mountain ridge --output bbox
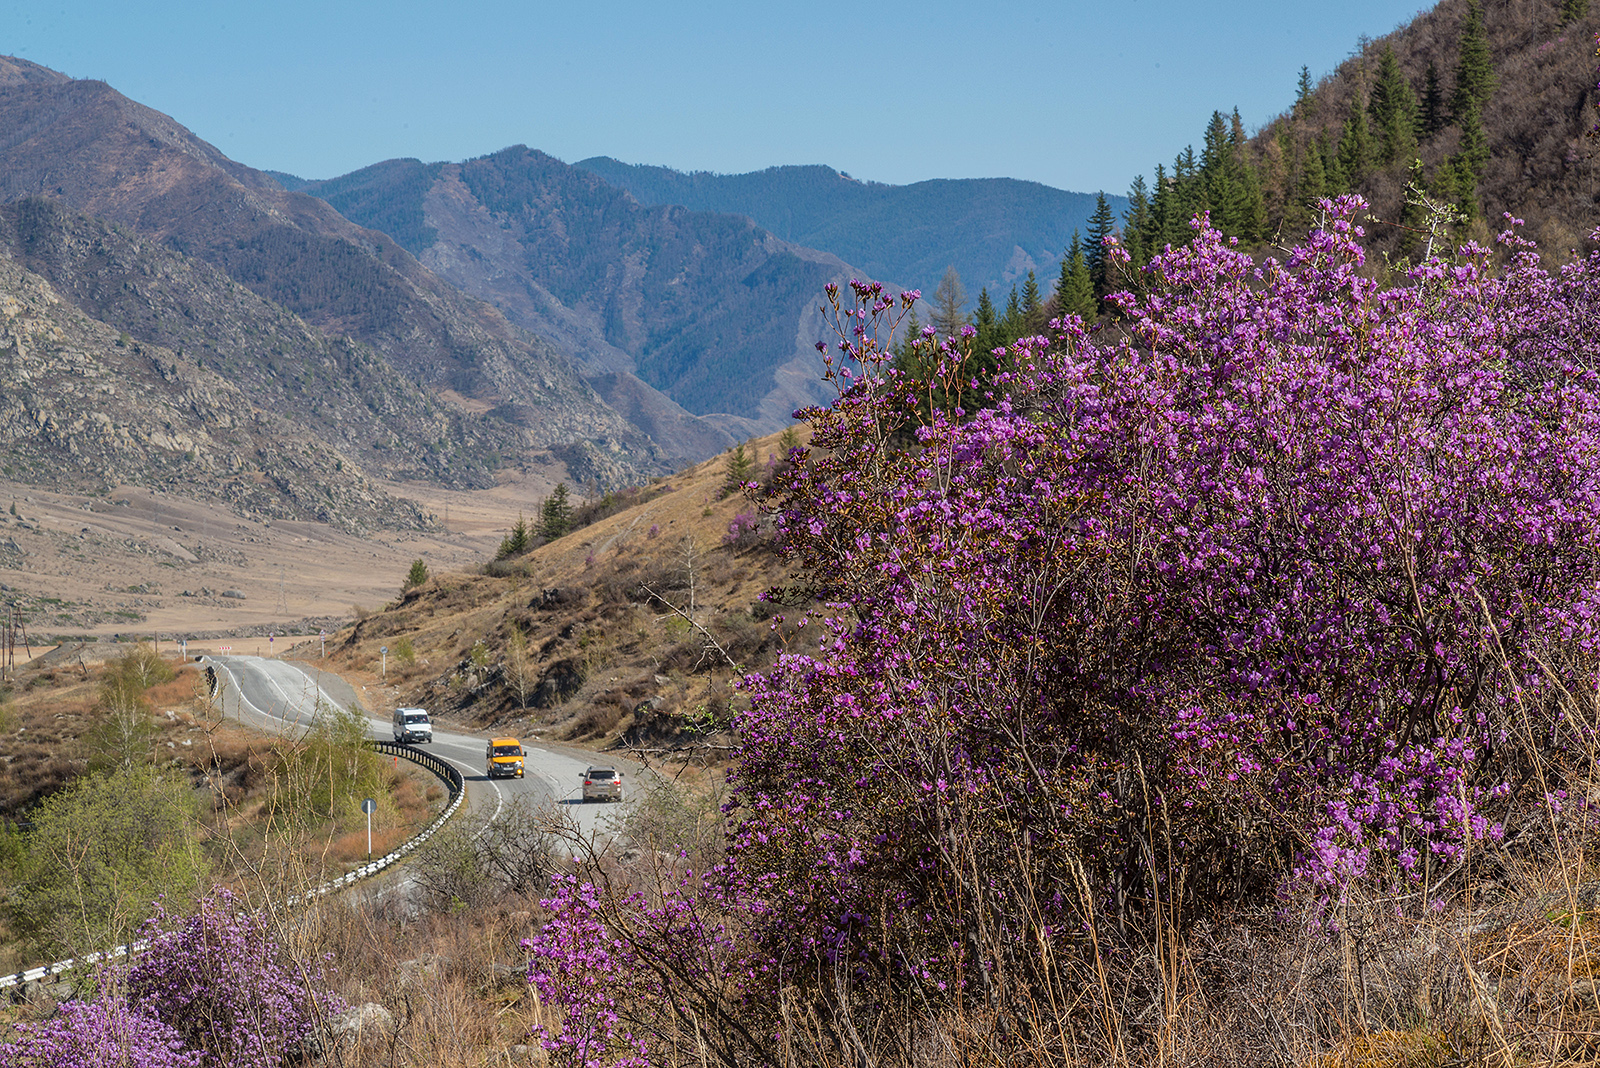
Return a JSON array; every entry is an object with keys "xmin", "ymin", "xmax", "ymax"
[
  {"xmin": 297, "ymin": 148, "xmax": 866, "ymax": 440},
  {"xmin": 0, "ymin": 56, "xmax": 665, "ymax": 507},
  {"xmin": 0, "ymin": 197, "xmax": 516, "ymax": 490},
  {"xmin": 572, "ymin": 158, "xmax": 1124, "ymax": 300}
]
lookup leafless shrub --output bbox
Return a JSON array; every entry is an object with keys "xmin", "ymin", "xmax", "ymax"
[{"xmin": 410, "ymin": 796, "xmax": 559, "ymax": 912}]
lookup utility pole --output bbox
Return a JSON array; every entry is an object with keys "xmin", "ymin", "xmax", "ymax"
[{"xmin": 3, "ymin": 605, "xmax": 31, "ymax": 682}]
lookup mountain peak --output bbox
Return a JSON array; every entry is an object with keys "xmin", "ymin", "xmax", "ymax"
[{"xmin": 0, "ymin": 56, "xmax": 70, "ymax": 88}]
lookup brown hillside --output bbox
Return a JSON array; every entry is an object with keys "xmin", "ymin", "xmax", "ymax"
[
  {"xmin": 301, "ymin": 431, "xmax": 808, "ymax": 755},
  {"xmin": 1246, "ymin": 0, "xmax": 1600, "ymax": 257}
]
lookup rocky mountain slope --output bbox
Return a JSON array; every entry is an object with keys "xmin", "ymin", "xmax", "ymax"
[
  {"xmin": 0, "ymin": 198, "xmax": 520, "ymax": 491},
  {"xmin": 0, "ymin": 56, "xmax": 661, "ymax": 489},
  {"xmin": 572, "ymin": 158, "xmax": 1123, "ymax": 300},
  {"xmin": 296, "ymin": 149, "xmax": 869, "ymax": 439},
  {"xmin": 0, "ymin": 250, "xmax": 420, "ymax": 532}
]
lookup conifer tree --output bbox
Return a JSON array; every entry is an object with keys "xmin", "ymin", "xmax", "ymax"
[
  {"xmin": 1369, "ymin": 45, "xmax": 1420, "ymax": 165},
  {"xmin": 1230, "ymin": 108, "xmax": 1267, "ymax": 241},
  {"xmin": 1321, "ymin": 127, "xmax": 1345, "ymax": 194},
  {"xmin": 1149, "ymin": 163, "xmax": 1174, "ymax": 251},
  {"xmin": 972, "ymin": 289, "xmax": 998, "ymax": 355},
  {"xmin": 1456, "ymin": 101, "xmax": 1490, "ymax": 178},
  {"xmin": 1451, "ymin": 0, "xmax": 1495, "ymax": 121},
  {"xmin": 1420, "ymin": 62, "xmax": 1446, "ymax": 138},
  {"xmin": 1169, "ymin": 147, "xmax": 1201, "ymax": 246},
  {"xmin": 497, "ymin": 513, "xmax": 531, "ymax": 559},
  {"xmin": 1280, "ymin": 140, "xmax": 1307, "ymax": 232},
  {"xmin": 1054, "ymin": 249, "xmax": 1073, "ymax": 315},
  {"xmin": 1001, "ymin": 286, "xmax": 1024, "ymax": 345},
  {"xmin": 1200, "ymin": 111, "xmax": 1243, "ymax": 234},
  {"xmin": 1058, "ymin": 231, "xmax": 1097, "ymax": 323},
  {"xmin": 1021, "ymin": 270, "xmax": 1046, "ymax": 334},
  {"xmin": 1084, "ymin": 192, "xmax": 1117, "ymax": 298},
  {"xmin": 1294, "ymin": 65, "xmax": 1315, "ymax": 117},
  {"xmin": 1122, "ymin": 174, "xmax": 1153, "ymax": 266},
  {"xmin": 1301, "ymin": 135, "xmax": 1328, "ymax": 209},
  {"xmin": 1561, "ymin": 0, "xmax": 1589, "ymax": 27},
  {"xmin": 1335, "ymin": 93, "xmax": 1372, "ymax": 189},
  {"xmin": 723, "ymin": 441, "xmax": 754, "ymax": 495},
  {"xmin": 1433, "ymin": 154, "xmax": 1475, "ymax": 221},
  {"xmin": 1439, "ymin": 99, "xmax": 1491, "ymax": 219},
  {"xmin": 539, "ymin": 483, "xmax": 574, "ymax": 540}
]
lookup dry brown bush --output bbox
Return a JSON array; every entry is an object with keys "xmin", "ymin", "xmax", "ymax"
[{"xmin": 566, "ymin": 692, "xmax": 626, "ymax": 740}]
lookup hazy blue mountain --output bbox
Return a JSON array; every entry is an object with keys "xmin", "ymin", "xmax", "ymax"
[
  {"xmin": 299, "ymin": 148, "xmax": 866, "ymax": 441},
  {"xmin": 573, "ymin": 159, "xmax": 1125, "ymax": 300}
]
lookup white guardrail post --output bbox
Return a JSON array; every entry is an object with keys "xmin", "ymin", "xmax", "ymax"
[{"xmin": 1, "ymin": 741, "xmax": 465, "ymax": 992}]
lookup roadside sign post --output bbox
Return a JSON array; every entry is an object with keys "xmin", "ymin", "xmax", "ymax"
[
  {"xmin": 320, "ymin": 629, "xmax": 326, "ymax": 659},
  {"xmin": 361, "ymin": 797, "xmax": 376, "ymax": 859},
  {"xmin": 380, "ymin": 645, "xmax": 387, "ymax": 681}
]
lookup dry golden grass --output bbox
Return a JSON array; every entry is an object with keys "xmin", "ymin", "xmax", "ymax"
[{"xmin": 302, "ymin": 429, "xmax": 808, "ymax": 757}]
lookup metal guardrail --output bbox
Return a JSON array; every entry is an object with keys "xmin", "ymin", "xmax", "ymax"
[
  {"xmin": 286, "ymin": 742, "xmax": 467, "ymax": 905},
  {"xmin": 1, "ymin": 740, "xmax": 465, "ymax": 992}
]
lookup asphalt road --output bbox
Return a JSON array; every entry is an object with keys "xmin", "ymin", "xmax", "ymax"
[{"xmin": 199, "ymin": 654, "xmax": 629, "ymax": 842}]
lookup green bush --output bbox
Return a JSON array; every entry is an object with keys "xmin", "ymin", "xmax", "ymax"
[
  {"xmin": 2, "ymin": 764, "xmax": 207, "ymax": 956},
  {"xmin": 270, "ymin": 702, "xmax": 391, "ymax": 826}
]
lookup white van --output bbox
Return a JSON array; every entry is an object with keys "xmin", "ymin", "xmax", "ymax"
[{"xmin": 393, "ymin": 707, "xmax": 433, "ymax": 744}]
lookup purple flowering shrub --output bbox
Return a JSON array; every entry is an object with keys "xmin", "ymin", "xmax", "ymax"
[
  {"xmin": 0, "ymin": 1000, "xmax": 202, "ymax": 1068},
  {"xmin": 527, "ymin": 200, "xmax": 1600, "ymax": 1057},
  {"xmin": 0, "ymin": 889, "xmax": 337, "ymax": 1068},
  {"xmin": 524, "ymin": 876, "xmax": 655, "ymax": 1068},
  {"xmin": 123, "ymin": 887, "xmax": 343, "ymax": 1068},
  {"xmin": 721, "ymin": 510, "xmax": 760, "ymax": 551},
  {"xmin": 526, "ymin": 871, "xmax": 773, "ymax": 1068}
]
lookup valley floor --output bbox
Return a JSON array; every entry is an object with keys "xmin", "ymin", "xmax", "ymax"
[{"xmin": 0, "ymin": 466, "xmax": 568, "ymax": 640}]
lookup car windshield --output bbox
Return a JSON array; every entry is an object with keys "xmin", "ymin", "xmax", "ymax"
[
  {"xmin": 493, "ymin": 745, "xmax": 522, "ymax": 757},
  {"xmin": 405, "ymin": 714, "xmax": 429, "ymax": 723},
  {"xmin": 587, "ymin": 769, "xmax": 615, "ymax": 780}
]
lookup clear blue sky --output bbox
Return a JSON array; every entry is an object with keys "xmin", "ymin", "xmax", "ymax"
[{"xmin": 5, "ymin": 0, "xmax": 1431, "ymax": 193}]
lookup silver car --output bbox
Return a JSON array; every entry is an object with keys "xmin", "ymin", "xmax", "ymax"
[{"xmin": 581, "ymin": 767, "xmax": 623, "ymax": 803}]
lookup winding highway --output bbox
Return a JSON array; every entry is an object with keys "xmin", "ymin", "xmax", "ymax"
[{"xmin": 199, "ymin": 654, "xmax": 627, "ymax": 842}]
